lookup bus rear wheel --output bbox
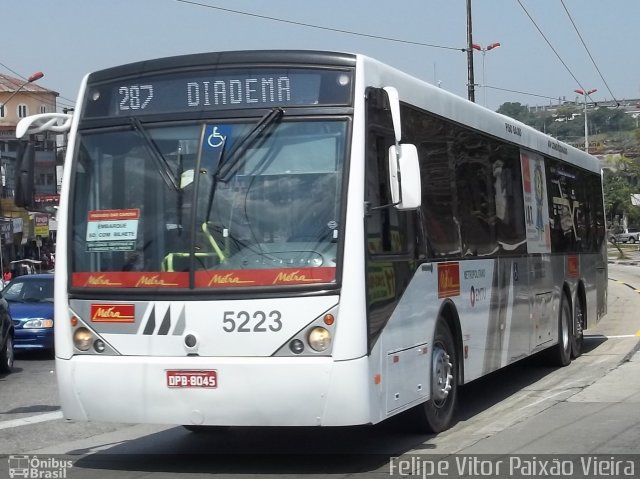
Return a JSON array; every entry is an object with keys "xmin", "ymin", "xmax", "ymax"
[
  {"xmin": 415, "ymin": 320, "xmax": 458, "ymax": 433},
  {"xmin": 571, "ymin": 296, "xmax": 584, "ymax": 359},
  {"xmin": 548, "ymin": 293, "xmax": 572, "ymax": 367}
]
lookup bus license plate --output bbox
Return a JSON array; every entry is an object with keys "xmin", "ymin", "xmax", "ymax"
[{"xmin": 166, "ymin": 370, "xmax": 217, "ymax": 388}]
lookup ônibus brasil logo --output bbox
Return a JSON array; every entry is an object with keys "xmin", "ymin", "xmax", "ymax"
[{"xmin": 8, "ymin": 455, "xmax": 73, "ymax": 478}]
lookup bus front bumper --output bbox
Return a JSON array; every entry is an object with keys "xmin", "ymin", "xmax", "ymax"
[{"xmin": 56, "ymin": 355, "xmax": 372, "ymax": 427}]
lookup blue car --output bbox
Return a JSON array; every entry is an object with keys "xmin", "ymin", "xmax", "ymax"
[{"xmin": 3, "ymin": 274, "xmax": 55, "ymax": 352}]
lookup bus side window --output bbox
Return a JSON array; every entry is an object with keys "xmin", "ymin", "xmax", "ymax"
[
  {"xmin": 365, "ymin": 133, "xmax": 411, "ymax": 255},
  {"xmin": 454, "ymin": 131, "xmax": 497, "ymax": 257},
  {"xmin": 492, "ymin": 143, "xmax": 527, "ymax": 254}
]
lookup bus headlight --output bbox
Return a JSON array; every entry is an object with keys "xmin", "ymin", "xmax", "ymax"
[
  {"xmin": 73, "ymin": 327, "xmax": 93, "ymax": 351},
  {"xmin": 308, "ymin": 327, "xmax": 331, "ymax": 352}
]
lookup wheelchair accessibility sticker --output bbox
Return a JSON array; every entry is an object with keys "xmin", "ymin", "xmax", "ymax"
[
  {"xmin": 203, "ymin": 124, "xmax": 233, "ymax": 152},
  {"xmin": 201, "ymin": 124, "xmax": 233, "ymax": 173}
]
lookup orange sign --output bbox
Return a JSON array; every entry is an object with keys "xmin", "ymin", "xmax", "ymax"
[
  {"xmin": 438, "ymin": 262, "xmax": 460, "ymax": 299},
  {"xmin": 567, "ymin": 256, "xmax": 579, "ymax": 278},
  {"xmin": 72, "ymin": 267, "xmax": 336, "ymax": 289},
  {"xmin": 88, "ymin": 209, "xmax": 140, "ymax": 221},
  {"xmin": 91, "ymin": 304, "xmax": 135, "ymax": 322}
]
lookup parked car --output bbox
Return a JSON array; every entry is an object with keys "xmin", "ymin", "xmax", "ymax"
[
  {"xmin": 0, "ymin": 292, "xmax": 14, "ymax": 373},
  {"xmin": 610, "ymin": 227, "xmax": 640, "ymax": 244},
  {"xmin": 3, "ymin": 274, "xmax": 54, "ymax": 353}
]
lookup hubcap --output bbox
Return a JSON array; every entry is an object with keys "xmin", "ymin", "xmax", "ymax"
[{"xmin": 432, "ymin": 344, "xmax": 453, "ymax": 405}]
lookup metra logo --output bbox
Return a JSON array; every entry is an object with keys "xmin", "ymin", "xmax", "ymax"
[
  {"xmin": 84, "ymin": 275, "xmax": 122, "ymax": 287},
  {"xmin": 91, "ymin": 304, "xmax": 135, "ymax": 322},
  {"xmin": 208, "ymin": 273, "xmax": 254, "ymax": 286},
  {"xmin": 273, "ymin": 270, "xmax": 321, "ymax": 284},
  {"xmin": 135, "ymin": 275, "xmax": 179, "ymax": 287},
  {"xmin": 438, "ymin": 263, "xmax": 460, "ymax": 299}
]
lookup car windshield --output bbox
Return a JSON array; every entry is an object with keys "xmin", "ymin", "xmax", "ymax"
[
  {"xmin": 3, "ymin": 278, "xmax": 54, "ymax": 303},
  {"xmin": 70, "ymin": 118, "xmax": 348, "ymax": 289}
]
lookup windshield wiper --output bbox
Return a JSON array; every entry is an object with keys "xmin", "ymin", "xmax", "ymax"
[
  {"xmin": 205, "ymin": 107, "xmax": 284, "ymax": 222},
  {"xmin": 215, "ymin": 107, "xmax": 284, "ymax": 183},
  {"xmin": 131, "ymin": 117, "xmax": 179, "ymax": 191}
]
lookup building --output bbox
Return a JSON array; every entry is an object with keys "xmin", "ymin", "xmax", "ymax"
[{"xmin": 0, "ymin": 73, "xmax": 59, "ymax": 271}]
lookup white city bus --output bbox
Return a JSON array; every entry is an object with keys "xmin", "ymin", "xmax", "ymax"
[{"xmin": 16, "ymin": 50, "xmax": 607, "ymax": 433}]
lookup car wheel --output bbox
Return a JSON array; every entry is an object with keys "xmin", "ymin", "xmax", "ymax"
[
  {"xmin": 0, "ymin": 335, "xmax": 14, "ymax": 373},
  {"xmin": 629, "ymin": 237, "xmax": 637, "ymax": 244}
]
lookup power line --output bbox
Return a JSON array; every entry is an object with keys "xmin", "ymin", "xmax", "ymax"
[
  {"xmin": 560, "ymin": 0, "xmax": 619, "ymax": 105},
  {"xmin": 485, "ymin": 85, "xmax": 562, "ymax": 103},
  {"xmin": 0, "ymin": 61, "xmax": 76, "ymax": 107},
  {"xmin": 174, "ymin": 0, "xmax": 464, "ymax": 52},
  {"xmin": 515, "ymin": 0, "xmax": 595, "ymax": 103},
  {"xmin": 178, "ymin": 0, "xmax": 617, "ymax": 110}
]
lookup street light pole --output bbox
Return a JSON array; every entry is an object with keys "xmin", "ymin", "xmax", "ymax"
[
  {"xmin": 574, "ymin": 88, "xmax": 597, "ymax": 153},
  {"xmin": 0, "ymin": 71, "xmax": 44, "ymax": 284},
  {"xmin": 466, "ymin": 0, "xmax": 476, "ymax": 102},
  {"xmin": 472, "ymin": 42, "xmax": 501, "ymax": 106},
  {"xmin": 0, "ymin": 71, "xmax": 44, "ymax": 116}
]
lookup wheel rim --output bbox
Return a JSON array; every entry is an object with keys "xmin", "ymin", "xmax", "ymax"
[{"xmin": 431, "ymin": 342, "xmax": 453, "ymax": 406}]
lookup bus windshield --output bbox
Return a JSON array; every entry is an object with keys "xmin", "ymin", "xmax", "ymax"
[{"xmin": 70, "ymin": 118, "xmax": 348, "ymax": 289}]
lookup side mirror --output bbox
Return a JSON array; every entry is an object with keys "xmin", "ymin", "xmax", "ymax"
[
  {"xmin": 388, "ymin": 143, "xmax": 421, "ymax": 210},
  {"xmin": 383, "ymin": 86, "xmax": 421, "ymax": 210},
  {"xmin": 14, "ymin": 141, "xmax": 35, "ymax": 208}
]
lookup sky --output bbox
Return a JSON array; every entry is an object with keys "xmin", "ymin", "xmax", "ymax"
[{"xmin": 3, "ymin": 0, "xmax": 640, "ymax": 112}]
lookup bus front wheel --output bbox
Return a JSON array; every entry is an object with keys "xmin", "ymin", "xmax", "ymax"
[{"xmin": 416, "ymin": 320, "xmax": 458, "ymax": 433}]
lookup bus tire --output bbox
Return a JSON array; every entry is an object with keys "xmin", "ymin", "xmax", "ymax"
[
  {"xmin": 571, "ymin": 295, "xmax": 584, "ymax": 359},
  {"xmin": 548, "ymin": 293, "xmax": 572, "ymax": 367},
  {"xmin": 416, "ymin": 320, "xmax": 458, "ymax": 433}
]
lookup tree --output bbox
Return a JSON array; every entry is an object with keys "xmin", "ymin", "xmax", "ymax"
[
  {"xmin": 496, "ymin": 102, "xmax": 534, "ymax": 125},
  {"xmin": 603, "ymin": 160, "xmax": 640, "ymax": 228},
  {"xmin": 589, "ymin": 107, "xmax": 634, "ymax": 134}
]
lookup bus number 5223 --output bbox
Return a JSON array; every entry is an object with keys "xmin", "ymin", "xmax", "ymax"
[{"xmin": 222, "ymin": 310, "xmax": 282, "ymax": 332}]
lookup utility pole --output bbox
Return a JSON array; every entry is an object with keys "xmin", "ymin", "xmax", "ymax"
[{"xmin": 466, "ymin": 0, "xmax": 476, "ymax": 102}]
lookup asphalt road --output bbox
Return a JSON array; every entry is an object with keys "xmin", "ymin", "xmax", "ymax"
[{"xmin": 1, "ymin": 262, "xmax": 639, "ymax": 478}]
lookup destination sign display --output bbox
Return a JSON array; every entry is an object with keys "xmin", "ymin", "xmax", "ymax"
[{"xmin": 83, "ymin": 68, "xmax": 353, "ymax": 118}]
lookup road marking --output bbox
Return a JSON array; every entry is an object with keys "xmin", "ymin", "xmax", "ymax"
[
  {"xmin": 609, "ymin": 277, "xmax": 640, "ymax": 293},
  {"xmin": 0, "ymin": 411, "xmax": 63, "ymax": 431},
  {"xmin": 519, "ymin": 377, "xmax": 585, "ymax": 411},
  {"xmin": 584, "ymin": 334, "xmax": 639, "ymax": 339}
]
